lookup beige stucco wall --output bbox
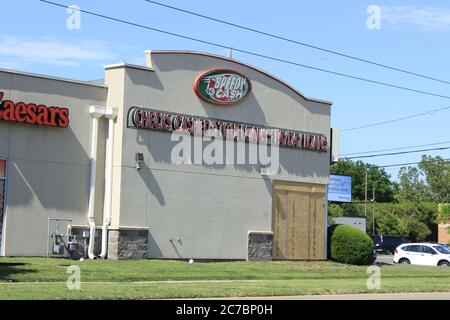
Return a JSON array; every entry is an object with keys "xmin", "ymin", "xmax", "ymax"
[
  {"xmin": 106, "ymin": 51, "xmax": 332, "ymax": 259},
  {"xmin": 0, "ymin": 70, "xmax": 108, "ymax": 256},
  {"xmin": 0, "ymin": 51, "xmax": 332, "ymax": 259}
]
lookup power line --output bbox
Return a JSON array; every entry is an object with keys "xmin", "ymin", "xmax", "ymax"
[
  {"xmin": 341, "ymin": 106, "xmax": 450, "ymax": 132},
  {"xmin": 39, "ymin": 0, "xmax": 450, "ymax": 100},
  {"xmin": 378, "ymin": 158, "xmax": 450, "ymax": 168},
  {"xmin": 342, "ymin": 146, "xmax": 450, "ymax": 160},
  {"xmin": 142, "ymin": 0, "xmax": 450, "ymax": 136},
  {"xmin": 341, "ymin": 140, "xmax": 450, "ymax": 156},
  {"xmin": 143, "ymin": 0, "xmax": 450, "ymax": 85}
]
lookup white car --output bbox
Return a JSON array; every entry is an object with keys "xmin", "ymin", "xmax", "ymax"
[{"xmin": 393, "ymin": 243, "xmax": 450, "ymax": 267}]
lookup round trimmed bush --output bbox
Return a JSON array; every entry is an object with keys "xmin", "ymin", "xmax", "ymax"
[{"xmin": 328, "ymin": 224, "xmax": 375, "ymax": 265}]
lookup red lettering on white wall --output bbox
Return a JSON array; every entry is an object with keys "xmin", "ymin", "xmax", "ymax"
[{"xmin": 128, "ymin": 107, "xmax": 328, "ymax": 153}]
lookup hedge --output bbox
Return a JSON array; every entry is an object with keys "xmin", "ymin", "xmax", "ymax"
[{"xmin": 328, "ymin": 224, "xmax": 375, "ymax": 265}]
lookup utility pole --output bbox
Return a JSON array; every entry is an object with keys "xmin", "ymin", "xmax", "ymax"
[
  {"xmin": 372, "ymin": 186, "xmax": 376, "ymax": 235},
  {"xmin": 228, "ymin": 46, "xmax": 233, "ymax": 59},
  {"xmin": 364, "ymin": 168, "xmax": 368, "ymax": 217}
]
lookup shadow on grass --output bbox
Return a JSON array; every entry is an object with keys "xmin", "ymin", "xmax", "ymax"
[
  {"xmin": 374, "ymin": 262, "xmax": 394, "ymax": 266},
  {"xmin": 0, "ymin": 262, "xmax": 37, "ymax": 282}
]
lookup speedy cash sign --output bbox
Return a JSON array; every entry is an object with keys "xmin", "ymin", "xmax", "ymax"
[
  {"xmin": 0, "ymin": 92, "xmax": 69, "ymax": 128},
  {"xmin": 194, "ymin": 69, "xmax": 251, "ymax": 105}
]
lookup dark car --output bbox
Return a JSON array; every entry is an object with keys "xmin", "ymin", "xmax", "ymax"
[{"xmin": 372, "ymin": 235, "xmax": 408, "ymax": 254}]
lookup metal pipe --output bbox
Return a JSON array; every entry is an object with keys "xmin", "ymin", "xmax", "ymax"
[
  {"xmin": 364, "ymin": 168, "xmax": 368, "ymax": 218},
  {"xmin": 100, "ymin": 116, "xmax": 115, "ymax": 259},
  {"xmin": 372, "ymin": 187, "xmax": 376, "ymax": 235},
  {"xmin": 87, "ymin": 115, "xmax": 99, "ymax": 259},
  {"xmin": 324, "ymin": 186, "xmax": 329, "ymax": 259}
]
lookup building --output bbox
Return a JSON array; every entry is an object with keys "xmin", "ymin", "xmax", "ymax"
[
  {"xmin": 438, "ymin": 223, "xmax": 450, "ymax": 245},
  {"xmin": 331, "ymin": 217, "xmax": 367, "ymax": 233},
  {"xmin": 0, "ymin": 50, "xmax": 332, "ymax": 260},
  {"xmin": 437, "ymin": 204, "xmax": 450, "ymax": 245}
]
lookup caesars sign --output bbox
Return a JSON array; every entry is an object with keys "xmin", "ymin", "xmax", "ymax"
[
  {"xmin": 128, "ymin": 107, "xmax": 328, "ymax": 152},
  {"xmin": 0, "ymin": 92, "xmax": 69, "ymax": 128}
]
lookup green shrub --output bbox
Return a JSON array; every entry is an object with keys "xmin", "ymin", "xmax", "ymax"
[
  {"xmin": 329, "ymin": 202, "xmax": 436, "ymax": 241},
  {"xmin": 328, "ymin": 224, "xmax": 375, "ymax": 265},
  {"xmin": 438, "ymin": 204, "xmax": 450, "ymax": 224}
]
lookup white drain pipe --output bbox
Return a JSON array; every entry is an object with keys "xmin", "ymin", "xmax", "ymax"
[
  {"xmin": 100, "ymin": 108, "xmax": 117, "ymax": 259},
  {"xmin": 87, "ymin": 106, "xmax": 106, "ymax": 259}
]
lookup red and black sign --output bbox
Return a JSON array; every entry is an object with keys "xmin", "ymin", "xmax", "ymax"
[
  {"xmin": 0, "ymin": 92, "xmax": 69, "ymax": 128},
  {"xmin": 194, "ymin": 69, "xmax": 252, "ymax": 106},
  {"xmin": 128, "ymin": 107, "xmax": 328, "ymax": 152}
]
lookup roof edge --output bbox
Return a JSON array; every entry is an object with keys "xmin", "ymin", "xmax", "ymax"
[
  {"xmin": 146, "ymin": 50, "xmax": 333, "ymax": 106},
  {"xmin": 104, "ymin": 62, "xmax": 154, "ymax": 72},
  {"xmin": 0, "ymin": 67, "xmax": 107, "ymax": 88}
]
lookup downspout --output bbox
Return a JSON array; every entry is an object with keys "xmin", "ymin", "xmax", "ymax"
[
  {"xmin": 100, "ymin": 108, "xmax": 117, "ymax": 259},
  {"xmin": 87, "ymin": 106, "xmax": 105, "ymax": 259}
]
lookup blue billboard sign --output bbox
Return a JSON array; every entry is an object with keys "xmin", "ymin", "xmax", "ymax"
[{"xmin": 328, "ymin": 174, "xmax": 352, "ymax": 203}]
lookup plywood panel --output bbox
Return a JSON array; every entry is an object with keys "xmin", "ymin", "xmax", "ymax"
[
  {"xmin": 271, "ymin": 191, "xmax": 280, "ymax": 259},
  {"xmin": 288, "ymin": 191, "xmax": 297, "ymax": 259},
  {"xmin": 272, "ymin": 190, "xmax": 288, "ymax": 259},
  {"xmin": 309, "ymin": 192, "xmax": 325, "ymax": 260},
  {"xmin": 291, "ymin": 191, "xmax": 309, "ymax": 259},
  {"xmin": 308, "ymin": 193, "xmax": 318, "ymax": 259},
  {"xmin": 287, "ymin": 191, "xmax": 299, "ymax": 259},
  {"xmin": 274, "ymin": 183, "xmax": 325, "ymax": 193},
  {"xmin": 315, "ymin": 193, "xmax": 326, "ymax": 259},
  {"xmin": 272, "ymin": 181, "xmax": 326, "ymax": 260}
]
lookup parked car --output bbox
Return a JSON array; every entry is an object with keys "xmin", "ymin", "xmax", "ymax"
[
  {"xmin": 372, "ymin": 235, "xmax": 407, "ymax": 254},
  {"xmin": 393, "ymin": 243, "xmax": 450, "ymax": 267}
]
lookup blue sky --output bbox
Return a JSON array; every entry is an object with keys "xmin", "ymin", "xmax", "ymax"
[{"xmin": 1, "ymin": 0, "xmax": 449, "ymax": 180}]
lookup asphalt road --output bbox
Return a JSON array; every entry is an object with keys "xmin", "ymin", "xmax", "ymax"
[
  {"xmin": 375, "ymin": 254, "xmax": 394, "ymax": 265},
  {"xmin": 211, "ymin": 292, "xmax": 450, "ymax": 300}
]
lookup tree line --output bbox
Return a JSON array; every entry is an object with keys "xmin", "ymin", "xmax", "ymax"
[{"xmin": 329, "ymin": 155, "xmax": 450, "ymax": 242}]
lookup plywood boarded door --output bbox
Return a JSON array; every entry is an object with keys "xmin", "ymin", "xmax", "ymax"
[{"xmin": 272, "ymin": 181, "xmax": 326, "ymax": 260}]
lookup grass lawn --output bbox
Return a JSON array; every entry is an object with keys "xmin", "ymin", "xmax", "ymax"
[{"xmin": 0, "ymin": 257, "xmax": 449, "ymax": 299}]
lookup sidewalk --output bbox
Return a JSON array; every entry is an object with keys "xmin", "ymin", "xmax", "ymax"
[{"xmin": 194, "ymin": 292, "xmax": 450, "ymax": 300}]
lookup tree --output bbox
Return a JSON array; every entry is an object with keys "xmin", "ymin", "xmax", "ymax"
[
  {"xmin": 438, "ymin": 204, "xmax": 450, "ymax": 224},
  {"xmin": 375, "ymin": 211, "xmax": 409, "ymax": 238},
  {"xmin": 398, "ymin": 155, "xmax": 450, "ymax": 203},
  {"xmin": 329, "ymin": 202, "xmax": 435, "ymax": 241},
  {"xmin": 407, "ymin": 219, "xmax": 431, "ymax": 242},
  {"xmin": 331, "ymin": 159, "xmax": 398, "ymax": 203},
  {"xmin": 420, "ymin": 156, "xmax": 450, "ymax": 203},
  {"xmin": 437, "ymin": 203, "xmax": 450, "ymax": 244},
  {"xmin": 396, "ymin": 167, "xmax": 430, "ymax": 202}
]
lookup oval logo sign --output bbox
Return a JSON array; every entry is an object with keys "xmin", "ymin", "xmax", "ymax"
[{"xmin": 194, "ymin": 69, "xmax": 252, "ymax": 105}]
